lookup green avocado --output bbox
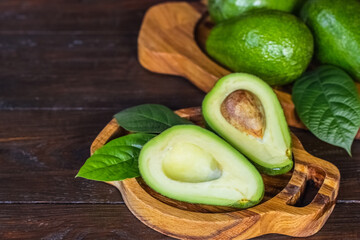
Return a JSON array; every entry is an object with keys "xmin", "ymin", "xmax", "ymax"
[
  {"xmin": 206, "ymin": 10, "xmax": 314, "ymax": 85},
  {"xmin": 139, "ymin": 125, "xmax": 264, "ymax": 208},
  {"xmin": 300, "ymin": 0, "xmax": 360, "ymax": 81},
  {"xmin": 202, "ymin": 73, "xmax": 293, "ymax": 175},
  {"xmin": 209, "ymin": 0, "xmax": 304, "ymax": 23}
]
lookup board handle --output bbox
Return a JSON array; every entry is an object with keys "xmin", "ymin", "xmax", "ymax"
[
  {"xmin": 138, "ymin": 2, "xmax": 227, "ymax": 92},
  {"xmin": 256, "ymin": 139, "xmax": 340, "ymax": 237}
]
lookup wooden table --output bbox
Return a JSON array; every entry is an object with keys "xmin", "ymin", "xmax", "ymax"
[{"xmin": 0, "ymin": 0, "xmax": 358, "ymax": 239}]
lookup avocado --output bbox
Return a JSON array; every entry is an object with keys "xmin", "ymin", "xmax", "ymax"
[
  {"xmin": 139, "ymin": 125, "xmax": 264, "ymax": 208},
  {"xmin": 300, "ymin": 0, "xmax": 360, "ymax": 81},
  {"xmin": 206, "ymin": 10, "xmax": 314, "ymax": 86},
  {"xmin": 209, "ymin": 0, "xmax": 304, "ymax": 23},
  {"xmin": 202, "ymin": 73, "xmax": 293, "ymax": 175}
]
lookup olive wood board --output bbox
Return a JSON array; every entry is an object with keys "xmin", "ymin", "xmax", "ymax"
[
  {"xmin": 90, "ymin": 107, "xmax": 340, "ymax": 240},
  {"xmin": 137, "ymin": 1, "xmax": 360, "ymax": 139}
]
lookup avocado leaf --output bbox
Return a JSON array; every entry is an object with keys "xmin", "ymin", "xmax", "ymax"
[
  {"xmin": 114, "ymin": 104, "xmax": 193, "ymax": 133},
  {"xmin": 292, "ymin": 65, "xmax": 360, "ymax": 155},
  {"xmin": 76, "ymin": 133, "xmax": 155, "ymax": 181}
]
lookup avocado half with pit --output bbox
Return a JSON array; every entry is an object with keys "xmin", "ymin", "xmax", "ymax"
[
  {"xmin": 202, "ymin": 73, "xmax": 293, "ymax": 175},
  {"xmin": 139, "ymin": 125, "xmax": 264, "ymax": 208}
]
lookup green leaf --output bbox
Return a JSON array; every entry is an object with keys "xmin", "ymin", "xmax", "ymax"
[
  {"xmin": 100, "ymin": 132, "xmax": 155, "ymax": 150},
  {"xmin": 114, "ymin": 104, "xmax": 193, "ymax": 133},
  {"xmin": 292, "ymin": 65, "xmax": 360, "ymax": 155},
  {"xmin": 76, "ymin": 133, "xmax": 155, "ymax": 181}
]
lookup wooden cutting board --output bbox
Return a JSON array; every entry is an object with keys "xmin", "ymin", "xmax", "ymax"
[
  {"xmin": 91, "ymin": 107, "xmax": 340, "ymax": 240},
  {"xmin": 137, "ymin": 1, "xmax": 360, "ymax": 139}
]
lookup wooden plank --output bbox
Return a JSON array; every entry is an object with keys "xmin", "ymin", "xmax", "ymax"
[
  {"xmin": 0, "ymin": 110, "xmax": 112, "ymax": 171},
  {"xmin": 0, "ymin": 204, "xmax": 169, "ymax": 240},
  {"xmin": 0, "ymin": 0, "xmax": 170, "ymax": 32},
  {"xmin": 0, "ymin": 171, "xmax": 123, "ymax": 204},
  {"xmin": 0, "ymin": 0, "xmax": 203, "ymax": 111},
  {"xmin": 0, "ymin": 110, "xmax": 122, "ymax": 203},
  {"xmin": 0, "ymin": 203, "xmax": 358, "ymax": 240},
  {"xmin": 0, "ymin": 68, "xmax": 204, "ymax": 111}
]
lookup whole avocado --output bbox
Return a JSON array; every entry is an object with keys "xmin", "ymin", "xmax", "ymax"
[
  {"xmin": 206, "ymin": 10, "xmax": 314, "ymax": 85},
  {"xmin": 209, "ymin": 0, "xmax": 304, "ymax": 23},
  {"xmin": 301, "ymin": 0, "xmax": 360, "ymax": 81}
]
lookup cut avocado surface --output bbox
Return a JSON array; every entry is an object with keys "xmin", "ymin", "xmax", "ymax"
[
  {"xmin": 139, "ymin": 125, "xmax": 264, "ymax": 208},
  {"xmin": 202, "ymin": 73, "xmax": 293, "ymax": 175}
]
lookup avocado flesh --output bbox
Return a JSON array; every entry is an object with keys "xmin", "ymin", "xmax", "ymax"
[
  {"xmin": 209, "ymin": 0, "xmax": 304, "ymax": 23},
  {"xmin": 139, "ymin": 125, "xmax": 264, "ymax": 208},
  {"xmin": 202, "ymin": 73, "xmax": 293, "ymax": 175},
  {"xmin": 206, "ymin": 10, "xmax": 314, "ymax": 85},
  {"xmin": 300, "ymin": 0, "xmax": 360, "ymax": 81}
]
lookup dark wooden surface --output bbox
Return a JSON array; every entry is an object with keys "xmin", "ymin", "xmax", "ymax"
[{"xmin": 0, "ymin": 0, "xmax": 359, "ymax": 239}]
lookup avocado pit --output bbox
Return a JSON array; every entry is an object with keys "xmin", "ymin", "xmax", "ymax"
[
  {"xmin": 162, "ymin": 142, "xmax": 222, "ymax": 183},
  {"xmin": 221, "ymin": 90, "xmax": 265, "ymax": 138}
]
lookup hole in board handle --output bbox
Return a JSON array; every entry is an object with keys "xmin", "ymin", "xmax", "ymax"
[{"xmin": 287, "ymin": 166, "xmax": 325, "ymax": 207}]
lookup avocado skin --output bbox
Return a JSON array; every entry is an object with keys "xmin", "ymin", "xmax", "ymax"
[
  {"xmin": 209, "ymin": 0, "xmax": 304, "ymax": 23},
  {"xmin": 229, "ymin": 189, "xmax": 265, "ymax": 208},
  {"xmin": 206, "ymin": 11, "xmax": 314, "ymax": 85},
  {"xmin": 251, "ymin": 159, "xmax": 293, "ymax": 176},
  {"xmin": 301, "ymin": 0, "xmax": 360, "ymax": 82}
]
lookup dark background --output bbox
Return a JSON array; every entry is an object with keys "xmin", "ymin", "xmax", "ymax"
[{"xmin": 0, "ymin": 0, "xmax": 359, "ymax": 239}]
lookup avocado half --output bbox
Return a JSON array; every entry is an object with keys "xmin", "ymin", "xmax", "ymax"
[
  {"xmin": 202, "ymin": 73, "xmax": 293, "ymax": 175},
  {"xmin": 139, "ymin": 125, "xmax": 264, "ymax": 208}
]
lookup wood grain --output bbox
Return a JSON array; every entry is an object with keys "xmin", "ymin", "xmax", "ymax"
[
  {"xmin": 91, "ymin": 107, "xmax": 340, "ymax": 239},
  {"xmin": 137, "ymin": 1, "xmax": 360, "ymax": 139},
  {"xmin": 0, "ymin": 0, "xmax": 359, "ymax": 239},
  {"xmin": 0, "ymin": 203, "xmax": 358, "ymax": 240},
  {"xmin": 0, "ymin": 0, "xmax": 204, "ymax": 111}
]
